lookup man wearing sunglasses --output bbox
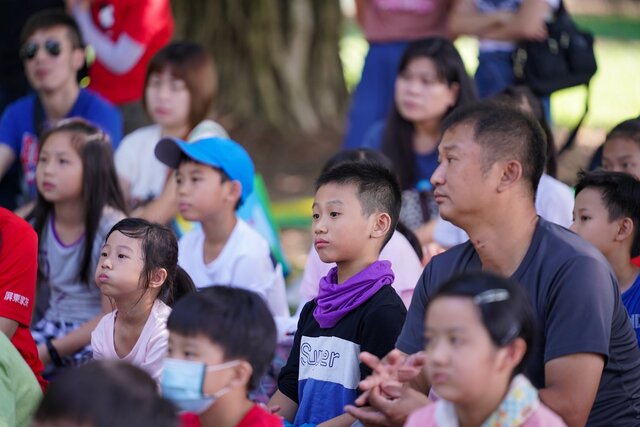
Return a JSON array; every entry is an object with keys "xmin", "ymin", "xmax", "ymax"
[{"xmin": 0, "ymin": 8, "xmax": 122, "ymax": 211}]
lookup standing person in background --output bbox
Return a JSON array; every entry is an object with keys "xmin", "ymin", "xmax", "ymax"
[
  {"xmin": 115, "ymin": 42, "xmax": 226, "ymax": 224},
  {"xmin": 68, "ymin": 0, "xmax": 174, "ymax": 134},
  {"xmin": 448, "ymin": 0, "xmax": 555, "ymax": 115},
  {"xmin": 343, "ymin": 0, "xmax": 452, "ymax": 149},
  {"xmin": 0, "ymin": 9, "xmax": 122, "ymax": 211}
]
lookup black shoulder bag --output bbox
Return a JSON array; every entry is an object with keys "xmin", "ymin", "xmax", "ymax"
[{"xmin": 513, "ymin": 0, "xmax": 597, "ymax": 152}]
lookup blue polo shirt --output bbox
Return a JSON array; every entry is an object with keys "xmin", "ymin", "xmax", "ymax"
[{"xmin": 0, "ymin": 89, "xmax": 122, "ymax": 209}]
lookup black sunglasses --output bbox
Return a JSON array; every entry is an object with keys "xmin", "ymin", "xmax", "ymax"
[{"xmin": 20, "ymin": 39, "xmax": 62, "ymax": 61}]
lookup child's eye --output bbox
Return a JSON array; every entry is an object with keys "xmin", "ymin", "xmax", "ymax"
[
  {"xmin": 100, "ymin": 251, "xmax": 107, "ymax": 257},
  {"xmin": 117, "ymin": 254, "xmax": 128, "ymax": 259},
  {"xmin": 38, "ymin": 156, "xmax": 47, "ymax": 163},
  {"xmin": 312, "ymin": 213, "xmax": 319, "ymax": 220},
  {"xmin": 580, "ymin": 215, "xmax": 591, "ymax": 222},
  {"xmin": 329, "ymin": 211, "xmax": 340, "ymax": 218},
  {"xmin": 175, "ymin": 176, "xmax": 182, "ymax": 185}
]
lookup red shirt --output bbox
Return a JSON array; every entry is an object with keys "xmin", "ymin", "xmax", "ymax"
[
  {"xmin": 89, "ymin": 0, "xmax": 174, "ymax": 104},
  {"xmin": 180, "ymin": 405, "xmax": 283, "ymax": 427},
  {"xmin": 0, "ymin": 208, "xmax": 46, "ymax": 391}
]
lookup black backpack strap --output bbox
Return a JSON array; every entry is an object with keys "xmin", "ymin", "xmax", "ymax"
[{"xmin": 559, "ymin": 82, "xmax": 591, "ymax": 153}]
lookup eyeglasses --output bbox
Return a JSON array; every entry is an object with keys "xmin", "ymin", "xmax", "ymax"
[{"xmin": 20, "ymin": 39, "xmax": 62, "ymax": 61}]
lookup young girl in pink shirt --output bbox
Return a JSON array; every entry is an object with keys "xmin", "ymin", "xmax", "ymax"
[
  {"xmin": 405, "ymin": 272, "xmax": 566, "ymax": 427},
  {"xmin": 91, "ymin": 218, "xmax": 195, "ymax": 381}
]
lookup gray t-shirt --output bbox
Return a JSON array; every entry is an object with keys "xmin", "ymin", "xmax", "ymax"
[
  {"xmin": 398, "ymin": 218, "xmax": 640, "ymax": 426},
  {"xmin": 40, "ymin": 208, "xmax": 123, "ymax": 324}
]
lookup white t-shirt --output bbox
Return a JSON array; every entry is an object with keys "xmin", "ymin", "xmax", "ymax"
[
  {"xmin": 91, "ymin": 299, "xmax": 171, "ymax": 382},
  {"xmin": 298, "ymin": 230, "xmax": 423, "ymax": 309},
  {"xmin": 178, "ymin": 218, "xmax": 289, "ymax": 319},
  {"xmin": 434, "ymin": 174, "xmax": 574, "ymax": 247},
  {"xmin": 114, "ymin": 124, "xmax": 167, "ymax": 205}
]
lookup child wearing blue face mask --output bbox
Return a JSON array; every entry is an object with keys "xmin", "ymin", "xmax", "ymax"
[{"xmin": 161, "ymin": 286, "xmax": 283, "ymax": 427}]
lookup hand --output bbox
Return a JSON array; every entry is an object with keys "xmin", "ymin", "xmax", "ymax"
[
  {"xmin": 345, "ymin": 385, "xmax": 430, "ymax": 427},
  {"xmin": 356, "ymin": 350, "xmax": 425, "ymax": 406},
  {"xmin": 37, "ymin": 342, "xmax": 51, "ymax": 366}
]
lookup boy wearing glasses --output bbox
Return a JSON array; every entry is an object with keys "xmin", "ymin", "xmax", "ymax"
[{"xmin": 0, "ymin": 8, "xmax": 122, "ymax": 210}]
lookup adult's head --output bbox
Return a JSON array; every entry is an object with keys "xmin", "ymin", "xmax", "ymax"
[
  {"xmin": 382, "ymin": 37, "xmax": 477, "ymax": 190},
  {"xmin": 20, "ymin": 9, "xmax": 85, "ymax": 94},
  {"xmin": 144, "ymin": 41, "xmax": 217, "ymax": 132},
  {"xmin": 431, "ymin": 102, "xmax": 547, "ymax": 226}
]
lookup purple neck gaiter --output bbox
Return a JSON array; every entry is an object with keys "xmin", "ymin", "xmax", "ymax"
[{"xmin": 313, "ymin": 260, "xmax": 394, "ymax": 329}]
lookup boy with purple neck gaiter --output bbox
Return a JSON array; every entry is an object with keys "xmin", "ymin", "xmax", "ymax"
[{"xmin": 269, "ymin": 162, "xmax": 407, "ymax": 427}]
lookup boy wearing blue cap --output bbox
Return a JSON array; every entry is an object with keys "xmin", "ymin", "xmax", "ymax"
[{"xmin": 154, "ymin": 136, "xmax": 289, "ymax": 327}]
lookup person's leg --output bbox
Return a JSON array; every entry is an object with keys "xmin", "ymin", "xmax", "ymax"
[
  {"xmin": 343, "ymin": 41, "xmax": 408, "ymax": 149},
  {"xmin": 474, "ymin": 50, "xmax": 516, "ymax": 99}
]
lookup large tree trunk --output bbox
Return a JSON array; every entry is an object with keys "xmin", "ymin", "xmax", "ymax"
[{"xmin": 171, "ymin": 0, "xmax": 349, "ymax": 134}]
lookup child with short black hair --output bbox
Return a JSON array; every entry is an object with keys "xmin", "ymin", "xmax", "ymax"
[
  {"xmin": 571, "ymin": 170, "xmax": 640, "ymax": 343},
  {"xmin": 32, "ymin": 360, "xmax": 177, "ymax": 427},
  {"xmin": 269, "ymin": 162, "xmax": 407, "ymax": 427},
  {"xmin": 161, "ymin": 286, "xmax": 282, "ymax": 427},
  {"xmin": 602, "ymin": 117, "xmax": 640, "ymax": 179}
]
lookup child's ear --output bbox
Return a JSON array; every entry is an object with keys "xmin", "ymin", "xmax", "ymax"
[
  {"xmin": 149, "ymin": 268, "xmax": 168, "ymax": 289},
  {"xmin": 225, "ymin": 180, "xmax": 243, "ymax": 205},
  {"xmin": 229, "ymin": 360, "xmax": 253, "ymax": 389},
  {"xmin": 370, "ymin": 212, "xmax": 392, "ymax": 240},
  {"xmin": 615, "ymin": 217, "xmax": 635, "ymax": 243},
  {"xmin": 499, "ymin": 337, "xmax": 527, "ymax": 373}
]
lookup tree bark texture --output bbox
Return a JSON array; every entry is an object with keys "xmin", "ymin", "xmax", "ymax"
[{"xmin": 171, "ymin": 0, "xmax": 349, "ymax": 134}]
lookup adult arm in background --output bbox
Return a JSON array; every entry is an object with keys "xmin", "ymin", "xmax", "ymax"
[
  {"xmin": 130, "ymin": 173, "xmax": 179, "ymax": 225},
  {"xmin": 68, "ymin": 0, "xmax": 144, "ymax": 75},
  {"xmin": 448, "ymin": 0, "xmax": 550, "ymax": 41}
]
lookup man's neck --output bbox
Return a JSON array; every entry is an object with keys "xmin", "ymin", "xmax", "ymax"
[
  {"xmin": 39, "ymin": 84, "xmax": 80, "ymax": 122},
  {"xmin": 464, "ymin": 203, "xmax": 539, "ymax": 277}
]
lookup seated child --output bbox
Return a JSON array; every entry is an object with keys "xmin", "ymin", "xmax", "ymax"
[
  {"xmin": 571, "ymin": 170, "xmax": 640, "ymax": 344},
  {"xmin": 154, "ymin": 135, "xmax": 289, "ymax": 325},
  {"xmin": 298, "ymin": 148, "xmax": 424, "ymax": 310},
  {"xmin": 404, "ymin": 272, "xmax": 566, "ymax": 426},
  {"xmin": 161, "ymin": 286, "xmax": 282, "ymax": 427},
  {"xmin": 269, "ymin": 162, "xmax": 408, "ymax": 427},
  {"xmin": 31, "ymin": 360, "xmax": 177, "ymax": 427},
  {"xmin": 91, "ymin": 218, "xmax": 196, "ymax": 381}
]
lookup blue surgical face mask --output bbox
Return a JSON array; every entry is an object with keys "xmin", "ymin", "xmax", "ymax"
[{"xmin": 161, "ymin": 358, "xmax": 240, "ymax": 414}]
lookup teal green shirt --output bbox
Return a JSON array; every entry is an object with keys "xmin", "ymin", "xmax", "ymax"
[{"xmin": 0, "ymin": 332, "xmax": 41, "ymax": 427}]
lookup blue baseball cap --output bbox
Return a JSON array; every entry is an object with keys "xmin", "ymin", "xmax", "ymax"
[{"xmin": 155, "ymin": 135, "xmax": 255, "ymax": 204}]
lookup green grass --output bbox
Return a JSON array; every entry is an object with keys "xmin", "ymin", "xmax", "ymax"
[{"xmin": 340, "ymin": 23, "xmax": 640, "ymax": 130}]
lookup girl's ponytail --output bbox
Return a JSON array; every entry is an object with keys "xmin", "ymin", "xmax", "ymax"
[{"xmin": 161, "ymin": 266, "xmax": 196, "ymax": 307}]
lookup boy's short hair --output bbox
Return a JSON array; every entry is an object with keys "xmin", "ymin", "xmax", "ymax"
[
  {"xmin": 441, "ymin": 102, "xmax": 547, "ymax": 201},
  {"xmin": 20, "ymin": 8, "xmax": 84, "ymax": 48},
  {"xmin": 606, "ymin": 117, "xmax": 640, "ymax": 145},
  {"xmin": 167, "ymin": 286, "xmax": 276, "ymax": 390},
  {"xmin": 155, "ymin": 134, "xmax": 254, "ymax": 206},
  {"xmin": 315, "ymin": 162, "xmax": 401, "ymax": 248},
  {"xmin": 575, "ymin": 170, "xmax": 640, "ymax": 257},
  {"xmin": 33, "ymin": 360, "xmax": 177, "ymax": 427}
]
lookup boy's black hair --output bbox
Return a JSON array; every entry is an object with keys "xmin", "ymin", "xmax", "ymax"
[
  {"xmin": 315, "ymin": 162, "xmax": 402, "ymax": 249},
  {"xmin": 606, "ymin": 117, "xmax": 640, "ymax": 145},
  {"xmin": 167, "ymin": 286, "xmax": 276, "ymax": 390},
  {"xmin": 105, "ymin": 218, "xmax": 196, "ymax": 307},
  {"xmin": 575, "ymin": 170, "xmax": 640, "ymax": 257},
  {"xmin": 20, "ymin": 8, "xmax": 84, "ymax": 48},
  {"xmin": 429, "ymin": 272, "xmax": 536, "ymax": 375},
  {"xmin": 441, "ymin": 101, "xmax": 547, "ymax": 200},
  {"xmin": 33, "ymin": 360, "xmax": 177, "ymax": 427}
]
